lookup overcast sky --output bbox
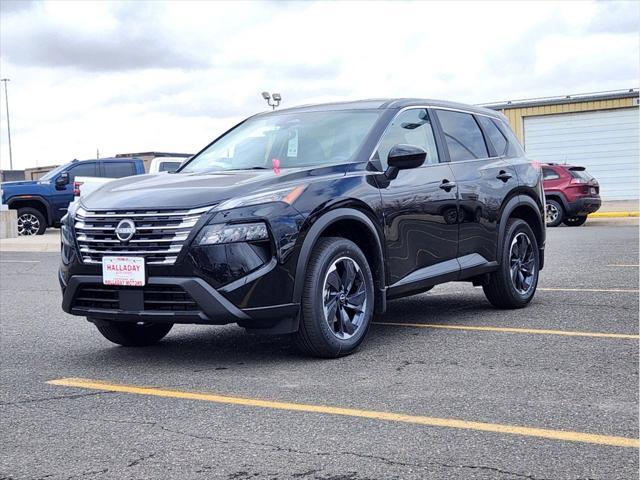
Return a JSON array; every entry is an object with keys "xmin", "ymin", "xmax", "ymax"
[{"xmin": 0, "ymin": 0, "xmax": 638, "ymax": 170}]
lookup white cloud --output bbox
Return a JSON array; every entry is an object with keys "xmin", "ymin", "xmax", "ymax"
[{"xmin": 0, "ymin": 0, "xmax": 637, "ymax": 169}]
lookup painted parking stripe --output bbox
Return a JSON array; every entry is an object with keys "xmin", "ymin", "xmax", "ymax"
[
  {"xmin": 48, "ymin": 378, "xmax": 639, "ymax": 448},
  {"xmin": 0, "ymin": 260, "xmax": 40, "ymax": 263},
  {"xmin": 373, "ymin": 322, "xmax": 640, "ymax": 340},
  {"xmin": 538, "ymin": 287, "xmax": 639, "ymax": 293}
]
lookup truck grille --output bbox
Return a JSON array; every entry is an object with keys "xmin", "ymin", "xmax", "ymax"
[{"xmin": 74, "ymin": 206, "xmax": 211, "ymax": 265}]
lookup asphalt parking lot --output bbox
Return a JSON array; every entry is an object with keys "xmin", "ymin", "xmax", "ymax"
[{"xmin": 1, "ymin": 220, "xmax": 638, "ymax": 480}]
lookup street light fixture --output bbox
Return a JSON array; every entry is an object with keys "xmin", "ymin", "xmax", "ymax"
[
  {"xmin": 261, "ymin": 91, "xmax": 282, "ymax": 110},
  {"xmin": 1, "ymin": 78, "xmax": 13, "ymax": 170}
]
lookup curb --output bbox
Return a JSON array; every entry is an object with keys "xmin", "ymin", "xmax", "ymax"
[{"xmin": 589, "ymin": 212, "xmax": 640, "ymax": 218}]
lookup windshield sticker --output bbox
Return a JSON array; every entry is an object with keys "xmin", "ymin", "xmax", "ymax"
[{"xmin": 287, "ymin": 130, "xmax": 298, "ymax": 158}]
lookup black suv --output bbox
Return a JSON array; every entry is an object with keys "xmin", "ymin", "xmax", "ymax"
[{"xmin": 59, "ymin": 99, "xmax": 545, "ymax": 357}]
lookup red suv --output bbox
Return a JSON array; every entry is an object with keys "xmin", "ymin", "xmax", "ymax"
[{"xmin": 542, "ymin": 163, "xmax": 601, "ymax": 227}]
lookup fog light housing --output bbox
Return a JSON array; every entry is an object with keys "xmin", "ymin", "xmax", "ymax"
[{"xmin": 198, "ymin": 222, "xmax": 269, "ymax": 245}]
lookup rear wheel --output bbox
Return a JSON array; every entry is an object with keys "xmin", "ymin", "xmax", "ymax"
[
  {"xmin": 483, "ymin": 218, "xmax": 539, "ymax": 309},
  {"xmin": 91, "ymin": 319, "xmax": 173, "ymax": 346},
  {"xmin": 294, "ymin": 237, "xmax": 374, "ymax": 358},
  {"xmin": 545, "ymin": 199, "xmax": 563, "ymax": 227},
  {"xmin": 17, "ymin": 207, "xmax": 47, "ymax": 235},
  {"xmin": 563, "ymin": 216, "xmax": 587, "ymax": 227}
]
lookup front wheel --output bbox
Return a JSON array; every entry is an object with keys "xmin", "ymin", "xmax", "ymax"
[
  {"xmin": 17, "ymin": 207, "xmax": 47, "ymax": 235},
  {"xmin": 294, "ymin": 237, "xmax": 374, "ymax": 358},
  {"xmin": 91, "ymin": 319, "xmax": 173, "ymax": 347},
  {"xmin": 563, "ymin": 216, "xmax": 588, "ymax": 227},
  {"xmin": 483, "ymin": 218, "xmax": 539, "ymax": 309}
]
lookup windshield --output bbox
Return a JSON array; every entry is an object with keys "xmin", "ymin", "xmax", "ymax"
[
  {"xmin": 182, "ymin": 110, "xmax": 381, "ymax": 173},
  {"xmin": 40, "ymin": 163, "xmax": 71, "ymax": 182}
]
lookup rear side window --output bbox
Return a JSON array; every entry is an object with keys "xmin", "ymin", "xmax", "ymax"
[
  {"xmin": 494, "ymin": 119, "xmax": 525, "ymax": 158},
  {"xmin": 476, "ymin": 115, "xmax": 507, "ymax": 156},
  {"xmin": 542, "ymin": 168, "xmax": 560, "ymax": 180},
  {"xmin": 67, "ymin": 163, "xmax": 97, "ymax": 182},
  {"xmin": 159, "ymin": 161, "xmax": 182, "ymax": 172},
  {"xmin": 436, "ymin": 110, "xmax": 488, "ymax": 162},
  {"xmin": 102, "ymin": 162, "xmax": 136, "ymax": 178}
]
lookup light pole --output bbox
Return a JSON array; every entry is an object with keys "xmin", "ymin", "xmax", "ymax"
[
  {"xmin": 261, "ymin": 91, "xmax": 282, "ymax": 110},
  {"xmin": 1, "ymin": 79, "xmax": 13, "ymax": 170}
]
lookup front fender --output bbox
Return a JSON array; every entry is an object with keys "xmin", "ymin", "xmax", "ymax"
[{"xmin": 292, "ymin": 207, "xmax": 386, "ymax": 309}]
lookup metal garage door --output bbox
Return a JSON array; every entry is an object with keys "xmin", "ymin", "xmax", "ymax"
[{"xmin": 524, "ymin": 108, "xmax": 639, "ymax": 200}]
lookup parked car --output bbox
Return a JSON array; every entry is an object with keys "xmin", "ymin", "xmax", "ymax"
[
  {"xmin": 74, "ymin": 176, "xmax": 114, "ymax": 199},
  {"xmin": 59, "ymin": 99, "xmax": 545, "ymax": 357},
  {"xmin": 542, "ymin": 163, "xmax": 601, "ymax": 227},
  {"xmin": 149, "ymin": 157, "xmax": 187, "ymax": 173},
  {"xmin": 1, "ymin": 157, "xmax": 145, "ymax": 235}
]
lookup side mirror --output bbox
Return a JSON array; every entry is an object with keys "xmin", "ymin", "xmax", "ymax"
[
  {"xmin": 385, "ymin": 144, "xmax": 427, "ymax": 180},
  {"xmin": 55, "ymin": 172, "xmax": 70, "ymax": 189}
]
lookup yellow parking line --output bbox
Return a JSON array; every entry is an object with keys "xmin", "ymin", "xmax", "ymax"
[
  {"xmin": 538, "ymin": 287, "xmax": 639, "ymax": 293},
  {"xmin": 47, "ymin": 378, "xmax": 639, "ymax": 448},
  {"xmin": 373, "ymin": 322, "xmax": 639, "ymax": 340}
]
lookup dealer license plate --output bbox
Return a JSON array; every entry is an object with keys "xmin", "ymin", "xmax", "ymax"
[{"xmin": 102, "ymin": 256, "xmax": 145, "ymax": 286}]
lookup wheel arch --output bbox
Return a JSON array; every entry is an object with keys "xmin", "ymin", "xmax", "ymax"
[
  {"xmin": 7, "ymin": 196, "xmax": 53, "ymax": 225},
  {"xmin": 544, "ymin": 190, "xmax": 569, "ymax": 212},
  {"xmin": 498, "ymin": 195, "xmax": 545, "ymax": 270},
  {"xmin": 293, "ymin": 207, "xmax": 387, "ymax": 315}
]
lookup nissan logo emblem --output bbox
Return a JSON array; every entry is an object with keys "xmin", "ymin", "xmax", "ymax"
[{"xmin": 115, "ymin": 219, "xmax": 136, "ymax": 242}]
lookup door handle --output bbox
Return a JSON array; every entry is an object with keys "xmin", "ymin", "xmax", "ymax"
[
  {"xmin": 496, "ymin": 171, "xmax": 512, "ymax": 182},
  {"xmin": 439, "ymin": 180, "xmax": 456, "ymax": 191}
]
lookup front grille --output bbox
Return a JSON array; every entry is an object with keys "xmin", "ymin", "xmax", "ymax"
[
  {"xmin": 74, "ymin": 206, "xmax": 211, "ymax": 265},
  {"xmin": 73, "ymin": 284, "xmax": 199, "ymax": 311}
]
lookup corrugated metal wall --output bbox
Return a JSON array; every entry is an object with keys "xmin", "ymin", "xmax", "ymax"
[
  {"xmin": 496, "ymin": 97, "xmax": 639, "ymax": 200},
  {"xmin": 497, "ymin": 97, "xmax": 638, "ymax": 143}
]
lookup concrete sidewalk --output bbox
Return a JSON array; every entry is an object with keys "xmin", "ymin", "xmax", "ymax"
[
  {"xmin": 0, "ymin": 230, "xmax": 60, "ymax": 252},
  {"xmin": 593, "ymin": 200, "xmax": 640, "ymax": 217}
]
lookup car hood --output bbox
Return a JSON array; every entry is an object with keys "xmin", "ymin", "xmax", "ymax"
[
  {"xmin": 81, "ymin": 166, "xmax": 345, "ymax": 210},
  {"xmin": 1, "ymin": 180, "xmax": 40, "ymax": 188}
]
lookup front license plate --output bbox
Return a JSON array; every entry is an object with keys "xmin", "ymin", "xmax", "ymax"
[{"xmin": 102, "ymin": 256, "xmax": 145, "ymax": 286}]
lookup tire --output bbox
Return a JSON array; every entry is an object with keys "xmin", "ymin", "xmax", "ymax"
[
  {"xmin": 16, "ymin": 207, "xmax": 47, "ymax": 235},
  {"xmin": 563, "ymin": 216, "xmax": 587, "ymax": 227},
  {"xmin": 545, "ymin": 199, "xmax": 563, "ymax": 227},
  {"xmin": 91, "ymin": 319, "xmax": 173, "ymax": 347},
  {"xmin": 483, "ymin": 218, "xmax": 539, "ymax": 309},
  {"xmin": 294, "ymin": 237, "xmax": 375, "ymax": 358}
]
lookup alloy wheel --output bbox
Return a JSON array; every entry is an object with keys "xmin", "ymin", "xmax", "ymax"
[
  {"xmin": 509, "ymin": 232, "xmax": 536, "ymax": 295},
  {"xmin": 545, "ymin": 203, "xmax": 559, "ymax": 224},
  {"xmin": 322, "ymin": 256, "xmax": 368, "ymax": 340},
  {"xmin": 17, "ymin": 213, "xmax": 40, "ymax": 236}
]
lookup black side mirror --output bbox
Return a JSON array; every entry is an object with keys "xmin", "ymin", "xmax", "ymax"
[
  {"xmin": 55, "ymin": 172, "xmax": 69, "ymax": 189},
  {"xmin": 385, "ymin": 144, "xmax": 427, "ymax": 180}
]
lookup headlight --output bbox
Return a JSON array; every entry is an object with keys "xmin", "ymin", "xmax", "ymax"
[
  {"xmin": 214, "ymin": 185, "xmax": 306, "ymax": 211},
  {"xmin": 61, "ymin": 224, "xmax": 74, "ymax": 247},
  {"xmin": 197, "ymin": 222, "xmax": 269, "ymax": 245}
]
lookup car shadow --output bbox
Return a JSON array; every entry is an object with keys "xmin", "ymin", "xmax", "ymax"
[{"xmin": 65, "ymin": 291, "xmax": 499, "ymax": 371}]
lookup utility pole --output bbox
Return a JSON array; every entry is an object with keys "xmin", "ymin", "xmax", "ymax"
[{"xmin": 1, "ymin": 79, "xmax": 13, "ymax": 170}]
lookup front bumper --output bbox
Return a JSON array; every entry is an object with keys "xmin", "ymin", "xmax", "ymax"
[
  {"xmin": 59, "ymin": 271, "xmax": 299, "ymax": 330},
  {"xmin": 566, "ymin": 196, "xmax": 601, "ymax": 216}
]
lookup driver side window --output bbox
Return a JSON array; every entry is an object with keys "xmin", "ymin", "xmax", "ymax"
[{"xmin": 377, "ymin": 109, "xmax": 440, "ymax": 167}]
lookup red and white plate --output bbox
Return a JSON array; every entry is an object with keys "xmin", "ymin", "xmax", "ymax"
[{"xmin": 102, "ymin": 256, "xmax": 145, "ymax": 286}]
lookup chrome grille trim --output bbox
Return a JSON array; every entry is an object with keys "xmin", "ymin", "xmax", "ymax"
[{"xmin": 74, "ymin": 206, "xmax": 211, "ymax": 265}]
